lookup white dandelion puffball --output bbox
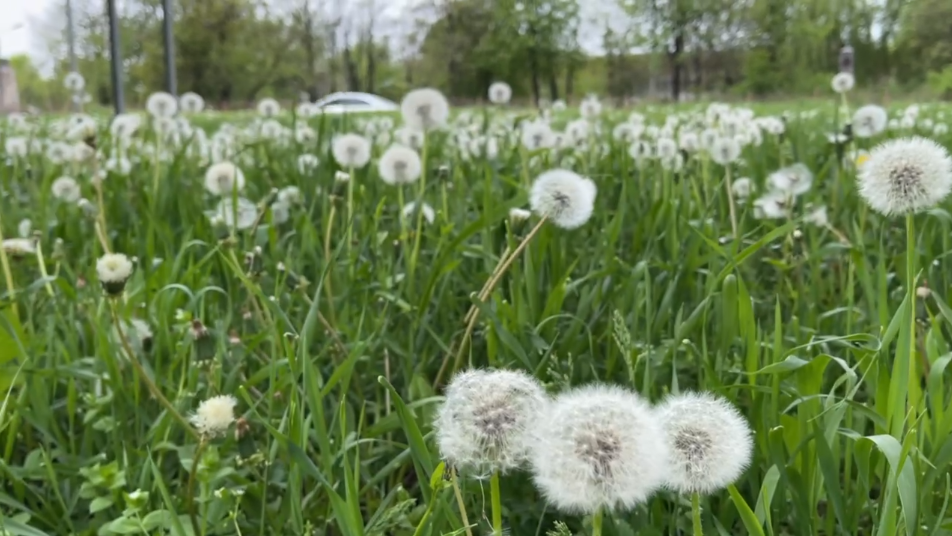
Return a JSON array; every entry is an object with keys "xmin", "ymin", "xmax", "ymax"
[
  {"xmin": 215, "ymin": 197, "xmax": 258, "ymax": 230},
  {"xmin": 857, "ymin": 137, "xmax": 952, "ymax": 216},
  {"xmin": 271, "ymin": 201, "xmax": 290, "ymax": 225},
  {"xmin": 509, "ymin": 208, "xmax": 532, "ymax": 222},
  {"xmin": 732, "ymin": 177, "xmax": 754, "ymax": 199},
  {"xmin": 257, "ymin": 98, "xmax": 281, "ymax": 117},
  {"xmin": 379, "ymin": 144, "xmax": 422, "ymax": 185},
  {"xmin": 52, "ymin": 177, "xmax": 81, "ymax": 203},
  {"xmin": 332, "ymin": 133, "xmax": 372, "ymax": 168},
  {"xmin": 97, "ymin": 253, "xmax": 134, "ymax": 295},
  {"xmin": 657, "ymin": 392, "xmax": 753, "ymax": 495},
  {"xmin": 657, "ymin": 137, "xmax": 678, "ymax": 160},
  {"xmin": 64, "ymin": 71, "xmax": 85, "ymax": 93},
  {"xmin": 767, "ymin": 163, "xmax": 814, "ymax": 197},
  {"xmin": 435, "ymin": 369, "xmax": 547, "ymax": 474},
  {"xmin": 679, "ymin": 131, "xmax": 700, "ymax": 152},
  {"xmin": 190, "ymin": 395, "xmax": 237, "ymax": 437},
  {"xmin": 529, "ymin": 169, "xmax": 597, "ymax": 229},
  {"xmin": 401, "ymin": 201, "xmax": 436, "ymax": 225},
  {"xmin": 521, "ymin": 120, "xmax": 555, "ymax": 150},
  {"xmin": 297, "ymin": 154, "xmax": 320, "ymax": 174},
  {"xmin": 4, "ymin": 137, "xmax": 29, "ymax": 158},
  {"xmin": 180, "ymin": 92, "xmax": 205, "ymax": 114},
  {"xmin": 111, "ymin": 113, "xmax": 142, "ymax": 139},
  {"xmin": 852, "ymin": 105, "xmax": 887, "ymax": 138},
  {"xmin": 529, "ymin": 384, "xmax": 670, "ymax": 514},
  {"xmin": 580, "ymin": 97, "xmax": 602, "ymax": 119},
  {"xmin": 831, "ymin": 72, "xmax": 855, "ymax": 94},
  {"xmin": 146, "ymin": 92, "xmax": 178, "ymax": 118},
  {"xmin": 710, "ymin": 137, "xmax": 741, "ymax": 165},
  {"xmin": 805, "ymin": 205, "xmax": 829, "ymax": 227},
  {"xmin": 753, "ymin": 192, "xmax": 788, "ymax": 220},
  {"xmin": 204, "ymin": 162, "xmax": 245, "ymax": 196},
  {"xmin": 401, "ymin": 88, "xmax": 450, "ymax": 131},
  {"xmin": 488, "ymin": 82, "xmax": 512, "ymax": 105},
  {"xmin": 277, "ymin": 186, "xmax": 302, "ymax": 205}
]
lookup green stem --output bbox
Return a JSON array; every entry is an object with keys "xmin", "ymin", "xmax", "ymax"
[
  {"xmin": 906, "ymin": 213, "xmax": 918, "ymax": 421},
  {"xmin": 451, "ymin": 469, "xmax": 474, "ymax": 536},
  {"xmin": 592, "ymin": 506, "xmax": 603, "ymax": 536},
  {"xmin": 187, "ymin": 438, "xmax": 209, "ymax": 536},
  {"xmin": 346, "ymin": 166, "xmax": 355, "ymax": 276},
  {"xmin": 692, "ymin": 491, "xmax": 703, "ymax": 536},
  {"xmin": 0, "ymin": 211, "xmax": 18, "ymax": 305},
  {"xmin": 490, "ymin": 470, "xmax": 503, "ymax": 536}
]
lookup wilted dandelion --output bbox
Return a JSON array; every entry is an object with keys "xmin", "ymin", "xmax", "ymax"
[
  {"xmin": 297, "ymin": 154, "xmax": 319, "ymax": 174},
  {"xmin": 857, "ymin": 137, "xmax": 952, "ymax": 216},
  {"xmin": 204, "ymin": 162, "xmax": 245, "ymax": 196},
  {"xmin": 767, "ymin": 163, "xmax": 814, "ymax": 197},
  {"xmin": 657, "ymin": 392, "xmax": 753, "ymax": 495},
  {"xmin": 753, "ymin": 192, "xmax": 789, "ymax": 220},
  {"xmin": 97, "ymin": 253, "xmax": 134, "ymax": 296},
  {"xmin": 401, "ymin": 88, "xmax": 450, "ymax": 131},
  {"xmin": 509, "ymin": 208, "xmax": 532, "ymax": 222},
  {"xmin": 3, "ymin": 238, "xmax": 36, "ymax": 257},
  {"xmin": 332, "ymin": 134, "xmax": 371, "ymax": 168},
  {"xmin": 190, "ymin": 395, "xmax": 238, "ymax": 438},
  {"xmin": 528, "ymin": 384, "xmax": 669, "ymax": 514},
  {"xmin": 529, "ymin": 169, "xmax": 597, "ymax": 229},
  {"xmin": 379, "ymin": 145, "xmax": 422, "ymax": 185}
]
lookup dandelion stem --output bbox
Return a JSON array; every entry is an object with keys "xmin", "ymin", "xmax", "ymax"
[
  {"xmin": 323, "ymin": 204, "xmax": 338, "ymax": 327},
  {"xmin": 692, "ymin": 492, "xmax": 703, "ymax": 536},
  {"xmin": 346, "ymin": 165, "xmax": 355, "ymax": 276},
  {"xmin": 108, "ymin": 302, "xmax": 198, "ymax": 440},
  {"xmin": 905, "ymin": 213, "xmax": 919, "ymax": 424},
  {"xmin": 186, "ymin": 437, "xmax": 208, "ymax": 536},
  {"xmin": 0, "ymin": 213, "xmax": 18, "ymax": 303},
  {"xmin": 724, "ymin": 166, "xmax": 738, "ymax": 239},
  {"xmin": 452, "ymin": 217, "xmax": 546, "ymax": 374},
  {"xmin": 490, "ymin": 470, "xmax": 503, "ymax": 536},
  {"xmin": 592, "ymin": 506, "xmax": 603, "ymax": 536},
  {"xmin": 451, "ymin": 468, "xmax": 475, "ymax": 536},
  {"xmin": 34, "ymin": 239, "xmax": 54, "ymax": 297}
]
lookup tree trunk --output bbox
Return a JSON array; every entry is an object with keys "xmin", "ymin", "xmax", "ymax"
[
  {"xmin": 343, "ymin": 46, "xmax": 361, "ymax": 91},
  {"xmin": 528, "ymin": 47, "xmax": 541, "ymax": 107},
  {"xmin": 549, "ymin": 70, "xmax": 559, "ymax": 100},
  {"xmin": 669, "ymin": 30, "xmax": 684, "ymax": 101},
  {"xmin": 366, "ymin": 43, "xmax": 376, "ymax": 93}
]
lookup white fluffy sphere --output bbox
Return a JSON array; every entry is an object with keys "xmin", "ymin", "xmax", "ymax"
[
  {"xmin": 657, "ymin": 392, "xmax": 753, "ymax": 495},
  {"xmin": 332, "ymin": 133, "xmax": 372, "ymax": 168},
  {"xmin": 378, "ymin": 144, "xmax": 422, "ymax": 185},
  {"xmin": 529, "ymin": 169, "xmax": 597, "ymax": 229},
  {"xmin": 488, "ymin": 82, "xmax": 512, "ymax": 104},
  {"xmin": 528, "ymin": 384, "xmax": 670, "ymax": 514},
  {"xmin": 401, "ymin": 88, "xmax": 450, "ymax": 131},
  {"xmin": 857, "ymin": 136, "xmax": 952, "ymax": 216}
]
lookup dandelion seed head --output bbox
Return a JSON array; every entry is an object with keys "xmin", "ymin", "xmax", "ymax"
[
  {"xmin": 767, "ymin": 163, "xmax": 814, "ymax": 197},
  {"xmin": 190, "ymin": 395, "xmax": 238, "ymax": 438},
  {"xmin": 401, "ymin": 201, "xmax": 436, "ymax": 225},
  {"xmin": 332, "ymin": 133, "xmax": 372, "ymax": 168},
  {"xmin": 180, "ymin": 92, "xmax": 205, "ymax": 114},
  {"xmin": 853, "ymin": 105, "xmax": 887, "ymax": 138},
  {"xmin": 529, "ymin": 384, "xmax": 669, "ymax": 514},
  {"xmin": 529, "ymin": 169, "xmax": 597, "ymax": 229},
  {"xmin": 831, "ymin": 72, "xmax": 855, "ymax": 94},
  {"xmin": 710, "ymin": 137, "xmax": 741, "ymax": 165},
  {"xmin": 379, "ymin": 144, "xmax": 423, "ymax": 185},
  {"xmin": 488, "ymin": 82, "xmax": 512, "ymax": 104},
  {"xmin": 64, "ymin": 71, "xmax": 86, "ymax": 93},
  {"xmin": 401, "ymin": 88, "xmax": 450, "ymax": 131},
  {"xmin": 521, "ymin": 120, "xmax": 554, "ymax": 150},
  {"xmin": 146, "ymin": 92, "xmax": 178, "ymax": 118},
  {"xmin": 857, "ymin": 137, "xmax": 952, "ymax": 216},
  {"xmin": 436, "ymin": 369, "xmax": 547, "ymax": 475},
  {"xmin": 204, "ymin": 162, "xmax": 245, "ymax": 196},
  {"xmin": 658, "ymin": 392, "xmax": 753, "ymax": 495},
  {"xmin": 52, "ymin": 176, "xmax": 81, "ymax": 203},
  {"xmin": 257, "ymin": 98, "xmax": 281, "ymax": 118}
]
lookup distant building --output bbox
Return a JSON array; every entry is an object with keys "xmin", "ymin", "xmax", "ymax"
[{"xmin": 0, "ymin": 59, "xmax": 21, "ymax": 114}]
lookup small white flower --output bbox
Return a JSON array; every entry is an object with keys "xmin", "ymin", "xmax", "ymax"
[
  {"xmin": 334, "ymin": 170, "xmax": 351, "ymax": 183},
  {"xmin": 529, "ymin": 384, "xmax": 669, "ymax": 514},
  {"xmin": 52, "ymin": 177, "xmax": 81, "ymax": 203},
  {"xmin": 401, "ymin": 88, "xmax": 450, "ymax": 131},
  {"xmin": 657, "ymin": 392, "xmax": 753, "ymax": 495},
  {"xmin": 529, "ymin": 169, "xmax": 597, "ymax": 229},
  {"xmin": 204, "ymin": 162, "xmax": 245, "ymax": 196},
  {"xmin": 509, "ymin": 208, "xmax": 532, "ymax": 222},
  {"xmin": 332, "ymin": 134, "xmax": 372, "ymax": 168},
  {"xmin": 488, "ymin": 82, "xmax": 512, "ymax": 104},
  {"xmin": 831, "ymin": 72, "xmax": 855, "ymax": 94},
  {"xmin": 857, "ymin": 136, "xmax": 952, "ymax": 216},
  {"xmin": 401, "ymin": 201, "xmax": 435, "ymax": 225},
  {"xmin": 190, "ymin": 395, "xmax": 238, "ymax": 437},
  {"xmin": 297, "ymin": 154, "xmax": 320, "ymax": 174},
  {"xmin": 379, "ymin": 145, "xmax": 423, "ymax": 185}
]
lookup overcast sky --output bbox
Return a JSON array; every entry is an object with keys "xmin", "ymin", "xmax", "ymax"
[{"xmin": 0, "ymin": 0, "xmax": 629, "ymax": 74}]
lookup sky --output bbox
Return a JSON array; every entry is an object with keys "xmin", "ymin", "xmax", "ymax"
[{"xmin": 0, "ymin": 0, "xmax": 52, "ymax": 61}]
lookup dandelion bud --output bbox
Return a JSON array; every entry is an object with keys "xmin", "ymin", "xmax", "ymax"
[
  {"xmin": 509, "ymin": 208, "xmax": 532, "ymax": 223},
  {"xmin": 435, "ymin": 369, "xmax": 547, "ymax": 475},
  {"xmin": 793, "ymin": 229, "xmax": 803, "ymax": 240},
  {"xmin": 917, "ymin": 286, "xmax": 932, "ymax": 299},
  {"xmin": 190, "ymin": 395, "xmax": 237, "ymax": 438},
  {"xmin": 96, "ymin": 253, "xmax": 134, "ymax": 296},
  {"xmin": 657, "ymin": 392, "xmax": 753, "ymax": 495},
  {"xmin": 334, "ymin": 170, "xmax": 351, "ymax": 183},
  {"xmin": 529, "ymin": 385, "xmax": 669, "ymax": 514}
]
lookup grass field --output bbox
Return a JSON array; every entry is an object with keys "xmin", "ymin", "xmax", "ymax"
[{"xmin": 2, "ymin": 87, "xmax": 952, "ymax": 536}]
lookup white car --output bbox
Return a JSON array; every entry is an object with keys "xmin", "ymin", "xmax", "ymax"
[{"xmin": 312, "ymin": 92, "xmax": 398, "ymax": 114}]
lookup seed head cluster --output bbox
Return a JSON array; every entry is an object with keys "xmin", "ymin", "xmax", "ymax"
[{"xmin": 857, "ymin": 137, "xmax": 952, "ymax": 216}]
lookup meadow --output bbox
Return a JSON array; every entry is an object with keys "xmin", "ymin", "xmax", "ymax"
[{"xmin": 1, "ymin": 79, "xmax": 952, "ymax": 536}]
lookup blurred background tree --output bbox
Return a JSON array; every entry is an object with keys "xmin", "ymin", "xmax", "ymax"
[{"xmin": 7, "ymin": 0, "xmax": 951, "ymax": 110}]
